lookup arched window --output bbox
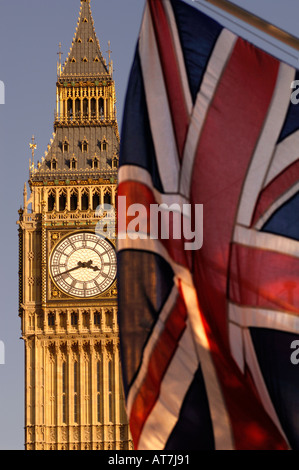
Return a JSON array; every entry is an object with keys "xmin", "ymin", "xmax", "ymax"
[
  {"xmin": 48, "ymin": 192, "xmax": 55, "ymax": 212},
  {"xmin": 70, "ymin": 157, "xmax": 77, "ymax": 170},
  {"xmin": 51, "ymin": 158, "xmax": 58, "ymax": 171},
  {"xmin": 104, "ymin": 192, "xmax": 111, "ymax": 205},
  {"xmin": 71, "ymin": 312, "xmax": 78, "ymax": 326},
  {"xmin": 81, "ymin": 192, "xmax": 89, "ymax": 211},
  {"xmin": 48, "ymin": 313, "xmax": 55, "ymax": 327},
  {"xmin": 91, "ymin": 98, "xmax": 96, "ymax": 117},
  {"xmin": 59, "ymin": 192, "xmax": 66, "ymax": 211},
  {"xmin": 70, "ymin": 192, "xmax": 78, "ymax": 211},
  {"xmin": 83, "ymin": 98, "xmax": 88, "ymax": 117},
  {"xmin": 63, "ymin": 139, "xmax": 69, "ymax": 153},
  {"xmin": 75, "ymin": 99, "xmax": 80, "ymax": 117},
  {"xmin": 112, "ymin": 156, "xmax": 118, "ymax": 169},
  {"xmin": 67, "ymin": 99, "xmax": 73, "ymax": 117},
  {"xmin": 92, "ymin": 193, "xmax": 100, "ymax": 211},
  {"xmin": 94, "ymin": 312, "xmax": 101, "ymax": 325},
  {"xmin": 99, "ymin": 98, "xmax": 104, "ymax": 117},
  {"xmin": 102, "ymin": 140, "xmax": 107, "ymax": 151},
  {"xmin": 81, "ymin": 139, "xmax": 88, "ymax": 153},
  {"xmin": 92, "ymin": 155, "xmax": 99, "ymax": 169}
]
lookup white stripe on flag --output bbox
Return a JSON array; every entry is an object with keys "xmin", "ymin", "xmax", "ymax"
[
  {"xmin": 264, "ymin": 130, "xmax": 299, "ymax": 186},
  {"xmin": 138, "ymin": 317, "xmax": 199, "ymax": 450},
  {"xmin": 118, "ymin": 164, "xmax": 189, "ymax": 208},
  {"xmin": 229, "ymin": 303, "xmax": 299, "ymax": 335},
  {"xmin": 139, "ymin": 2, "xmax": 180, "ymax": 193},
  {"xmin": 180, "ymin": 28, "xmax": 237, "ymax": 198},
  {"xmin": 126, "ymin": 284, "xmax": 180, "ymax": 417},
  {"xmin": 233, "ymin": 224, "xmax": 299, "ymax": 259},
  {"xmin": 181, "ymin": 281, "xmax": 234, "ymax": 450},
  {"xmin": 254, "ymin": 180, "xmax": 299, "ymax": 229},
  {"xmin": 163, "ymin": 0, "xmax": 193, "ymax": 115},
  {"xmin": 235, "ymin": 62, "xmax": 295, "ymax": 227}
]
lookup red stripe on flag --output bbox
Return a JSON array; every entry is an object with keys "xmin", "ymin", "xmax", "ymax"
[
  {"xmin": 230, "ymin": 243, "xmax": 299, "ymax": 314},
  {"xmin": 129, "ymin": 283, "xmax": 187, "ymax": 449},
  {"xmin": 117, "ymin": 180, "xmax": 191, "ymax": 269},
  {"xmin": 149, "ymin": 0, "xmax": 189, "ymax": 158},
  {"xmin": 251, "ymin": 159, "xmax": 299, "ymax": 227},
  {"xmin": 191, "ymin": 39, "xmax": 287, "ymax": 448}
]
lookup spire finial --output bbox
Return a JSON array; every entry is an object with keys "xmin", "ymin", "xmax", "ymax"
[
  {"xmin": 29, "ymin": 135, "xmax": 37, "ymax": 168},
  {"xmin": 107, "ymin": 41, "xmax": 113, "ymax": 76},
  {"xmin": 57, "ymin": 42, "xmax": 63, "ymax": 77},
  {"xmin": 107, "ymin": 41, "xmax": 112, "ymax": 64}
]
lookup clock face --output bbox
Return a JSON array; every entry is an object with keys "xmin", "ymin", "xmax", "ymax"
[{"xmin": 50, "ymin": 232, "xmax": 117, "ymax": 298}]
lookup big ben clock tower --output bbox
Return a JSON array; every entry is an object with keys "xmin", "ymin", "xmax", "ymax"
[{"xmin": 17, "ymin": 0, "xmax": 131, "ymax": 451}]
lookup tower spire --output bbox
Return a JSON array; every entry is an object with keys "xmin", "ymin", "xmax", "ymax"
[{"xmin": 60, "ymin": 0, "xmax": 108, "ymax": 78}]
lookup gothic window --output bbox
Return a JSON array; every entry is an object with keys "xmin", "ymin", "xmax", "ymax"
[
  {"xmin": 70, "ymin": 191, "xmax": 78, "ymax": 211},
  {"xmin": 48, "ymin": 313, "xmax": 55, "ymax": 327},
  {"xmin": 88, "ymin": 37, "xmax": 94, "ymax": 43},
  {"xmin": 71, "ymin": 312, "xmax": 78, "ymax": 326},
  {"xmin": 82, "ymin": 57, "xmax": 88, "ymax": 63},
  {"xmin": 70, "ymin": 156, "xmax": 77, "ymax": 170},
  {"xmin": 83, "ymin": 98, "xmax": 88, "ymax": 117},
  {"xmin": 82, "ymin": 17, "xmax": 88, "ymax": 23},
  {"xmin": 91, "ymin": 98, "xmax": 96, "ymax": 117},
  {"xmin": 112, "ymin": 156, "xmax": 118, "ymax": 169},
  {"xmin": 51, "ymin": 157, "xmax": 58, "ymax": 171},
  {"xmin": 94, "ymin": 57, "xmax": 100, "ymax": 62},
  {"xmin": 94, "ymin": 312, "xmax": 101, "ymax": 325},
  {"xmin": 75, "ymin": 99, "xmax": 80, "ymax": 117},
  {"xmin": 71, "ymin": 57, "xmax": 76, "ymax": 63},
  {"xmin": 76, "ymin": 37, "xmax": 82, "ymax": 43},
  {"xmin": 92, "ymin": 155, "xmax": 99, "ymax": 170},
  {"xmin": 67, "ymin": 98, "xmax": 73, "ymax": 117},
  {"xmin": 104, "ymin": 191, "xmax": 112, "ymax": 206},
  {"xmin": 81, "ymin": 191, "xmax": 89, "ymax": 211},
  {"xmin": 81, "ymin": 138, "xmax": 88, "ymax": 153},
  {"xmin": 102, "ymin": 139, "xmax": 108, "ymax": 151},
  {"xmin": 63, "ymin": 139, "xmax": 69, "ymax": 153},
  {"xmin": 82, "ymin": 311, "xmax": 89, "ymax": 328},
  {"xmin": 59, "ymin": 192, "xmax": 67, "ymax": 212},
  {"xmin": 48, "ymin": 192, "xmax": 55, "ymax": 212},
  {"xmin": 92, "ymin": 192, "xmax": 100, "ymax": 211},
  {"xmin": 99, "ymin": 98, "xmax": 104, "ymax": 117},
  {"xmin": 105, "ymin": 310, "xmax": 113, "ymax": 328}
]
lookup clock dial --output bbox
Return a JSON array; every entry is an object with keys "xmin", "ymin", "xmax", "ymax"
[{"xmin": 50, "ymin": 232, "xmax": 117, "ymax": 298}]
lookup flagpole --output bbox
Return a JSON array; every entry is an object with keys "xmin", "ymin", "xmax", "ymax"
[{"xmin": 204, "ymin": 0, "xmax": 299, "ymax": 51}]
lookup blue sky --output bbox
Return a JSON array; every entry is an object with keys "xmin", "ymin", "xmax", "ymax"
[{"xmin": 0, "ymin": 0, "xmax": 298, "ymax": 450}]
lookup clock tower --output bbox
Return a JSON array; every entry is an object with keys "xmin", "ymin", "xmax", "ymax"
[{"xmin": 18, "ymin": 0, "xmax": 131, "ymax": 450}]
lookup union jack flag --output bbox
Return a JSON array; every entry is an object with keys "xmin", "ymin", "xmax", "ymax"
[{"xmin": 117, "ymin": 0, "xmax": 299, "ymax": 450}]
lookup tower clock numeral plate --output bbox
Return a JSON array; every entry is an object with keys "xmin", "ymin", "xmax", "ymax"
[{"xmin": 49, "ymin": 232, "xmax": 117, "ymax": 298}]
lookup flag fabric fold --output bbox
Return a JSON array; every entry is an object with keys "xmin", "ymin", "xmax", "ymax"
[{"xmin": 118, "ymin": 0, "xmax": 299, "ymax": 450}]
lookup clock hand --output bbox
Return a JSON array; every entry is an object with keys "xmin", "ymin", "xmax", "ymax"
[
  {"xmin": 85, "ymin": 260, "xmax": 101, "ymax": 272},
  {"xmin": 54, "ymin": 261, "xmax": 86, "ymax": 278}
]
